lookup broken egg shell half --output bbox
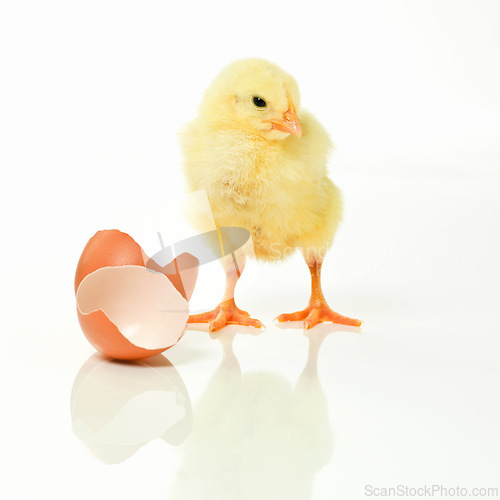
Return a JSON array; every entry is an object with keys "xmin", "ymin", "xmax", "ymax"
[{"xmin": 75, "ymin": 230, "xmax": 199, "ymax": 360}]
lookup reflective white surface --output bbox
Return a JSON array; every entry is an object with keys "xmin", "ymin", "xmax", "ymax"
[
  {"xmin": 71, "ymin": 354, "xmax": 192, "ymax": 464},
  {"xmin": 2, "ymin": 172, "xmax": 499, "ymax": 498},
  {"xmin": 2, "ymin": 1, "xmax": 500, "ymax": 498}
]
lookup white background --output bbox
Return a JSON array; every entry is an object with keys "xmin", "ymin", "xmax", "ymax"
[{"xmin": 1, "ymin": 1, "xmax": 499, "ymax": 499}]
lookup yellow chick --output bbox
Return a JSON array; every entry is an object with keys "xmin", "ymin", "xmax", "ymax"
[{"xmin": 181, "ymin": 58, "xmax": 361, "ymax": 331}]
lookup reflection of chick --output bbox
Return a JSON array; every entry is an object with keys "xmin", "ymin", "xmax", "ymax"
[
  {"xmin": 170, "ymin": 330, "xmax": 333, "ymax": 500},
  {"xmin": 182, "ymin": 59, "xmax": 361, "ymax": 331}
]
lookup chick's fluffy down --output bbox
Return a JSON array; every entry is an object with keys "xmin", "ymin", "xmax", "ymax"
[{"xmin": 181, "ymin": 107, "xmax": 342, "ymax": 262}]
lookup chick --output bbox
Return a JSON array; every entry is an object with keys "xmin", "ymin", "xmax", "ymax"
[{"xmin": 181, "ymin": 59, "xmax": 361, "ymax": 331}]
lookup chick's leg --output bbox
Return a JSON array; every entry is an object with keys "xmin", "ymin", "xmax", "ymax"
[
  {"xmin": 188, "ymin": 251, "xmax": 264, "ymax": 332},
  {"xmin": 276, "ymin": 255, "xmax": 362, "ymax": 329}
]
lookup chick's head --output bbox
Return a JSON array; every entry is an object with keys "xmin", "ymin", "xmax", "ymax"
[{"xmin": 201, "ymin": 59, "xmax": 302, "ymax": 141}]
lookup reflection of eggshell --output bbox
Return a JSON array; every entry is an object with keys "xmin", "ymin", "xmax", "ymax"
[
  {"xmin": 74, "ymin": 230, "xmax": 199, "ymax": 360},
  {"xmin": 71, "ymin": 353, "xmax": 192, "ymax": 464}
]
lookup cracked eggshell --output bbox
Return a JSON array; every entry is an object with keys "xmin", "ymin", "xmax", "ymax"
[{"xmin": 75, "ymin": 230, "xmax": 198, "ymax": 360}]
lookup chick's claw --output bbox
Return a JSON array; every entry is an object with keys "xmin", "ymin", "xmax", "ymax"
[
  {"xmin": 276, "ymin": 305, "xmax": 362, "ymax": 329},
  {"xmin": 188, "ymin": 299, "xmax": 264, "ymax": 332}
]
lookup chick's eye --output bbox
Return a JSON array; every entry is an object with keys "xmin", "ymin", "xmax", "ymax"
[{"xmin": 252, "ymin": 96, "xmax": 267, "ymax": 108}]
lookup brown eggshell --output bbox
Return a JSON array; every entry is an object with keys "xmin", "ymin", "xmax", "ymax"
[
  {"xmin": 76, "ymin": 309, "xmax": 169, "ymax": 361},
  {"xmin": 145, "ymin": 251, "xmax": 199, "ymax": 302},
  {"xmin": 75, "ymin": 230, "xmax": 145, "ymax": 293},
  {"xmin": 75, "ymin": 229, "xmax": 198, "ymax": 301},
  {"xmin": 75, "ymin": 230, "xmax": 199, "ymax": 360}
]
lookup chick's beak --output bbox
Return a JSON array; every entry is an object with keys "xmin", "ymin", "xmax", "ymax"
[{"xmin": 269, "ymin": 101, "xmax": 302, "ymax": 137}]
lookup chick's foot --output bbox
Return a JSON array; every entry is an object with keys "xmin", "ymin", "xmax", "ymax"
[
  {"xmin": 276, "ymin": 304, "xmax": 362, "ymax": 329},
  {"xmin": 188, "ymin": 299, "xmax": 264, "ymax": 332}
]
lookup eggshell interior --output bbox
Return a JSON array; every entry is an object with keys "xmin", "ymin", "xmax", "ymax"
[{"xmin": 76, "ymin": 265, "xmax": 188, "ymax": 350}]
